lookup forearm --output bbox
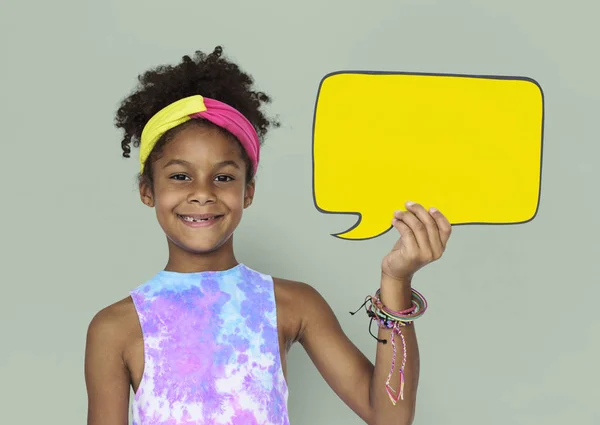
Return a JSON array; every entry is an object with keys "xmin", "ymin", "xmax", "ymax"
[{"xmin": 369, "ymin": 273, "xmax": 420, "ymax": 425}]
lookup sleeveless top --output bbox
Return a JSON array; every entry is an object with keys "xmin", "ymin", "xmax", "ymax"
[{"xmin": 129, "ymin": 263, "xmax": 290, "ymax": 425}]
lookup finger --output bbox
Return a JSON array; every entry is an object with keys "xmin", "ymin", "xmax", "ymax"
[
  {"xmin": 391, "ymin": 217, "xmax": 419, "ymax": 253},
  {"xmin": 394, "ymin": 208, "xmax": 431, "ymax": 255},
  {"xmin": 428, "ymin": 207, "xmax": 452, "ymax": 248},
  {"xmin": 405, "ymin": 201, "xmax": 444, "ymax": 257}
]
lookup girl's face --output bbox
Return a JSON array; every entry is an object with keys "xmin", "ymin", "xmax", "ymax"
[{"xmin": 140, "ymin": 124, "xmax": 254, "ymax": 258}]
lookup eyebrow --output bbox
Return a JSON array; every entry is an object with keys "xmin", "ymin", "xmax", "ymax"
[
  {"xmin": 214, "ymin": 160, "xmax": 241, "ymax": 170},
  {"xmin": 162, "ymin": 159, "xmax": 241, "ymax": 170},
  {"xmin": 162, "ymin": 159, "xmax": 192, "ymax": 169}
]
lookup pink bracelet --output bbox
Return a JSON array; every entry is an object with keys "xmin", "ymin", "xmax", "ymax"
[{"xmin": 350, "ymin": 287, "xmax": 429, "ymax": 405}]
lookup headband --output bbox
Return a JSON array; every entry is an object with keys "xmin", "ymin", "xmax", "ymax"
[{"xmin": 139, "ymin": 95, "xmax": 260, "ymax": 175}]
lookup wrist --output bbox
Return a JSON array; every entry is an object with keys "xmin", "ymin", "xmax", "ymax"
[
  {"xmin": 381, "ymin": 271, "xmax": 413, "ymax": 288},
  {"xmin": 379, "ymin": 273, "xmax": 413, "ymax": 311}
]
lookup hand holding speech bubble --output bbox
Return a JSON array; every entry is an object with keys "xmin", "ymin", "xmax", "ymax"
[{"xmin": 312, "ymin": 72, "xmax": 544, "ymax": 240}]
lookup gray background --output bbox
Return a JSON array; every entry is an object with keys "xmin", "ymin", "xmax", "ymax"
[{"xmin": 1, "ymin": 0, "xmax": 599, "ymax": 424}]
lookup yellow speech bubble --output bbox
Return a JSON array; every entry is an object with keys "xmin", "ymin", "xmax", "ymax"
[{"xmin": 313, "ymin": 72, "xmax": 544, "ymax": 240}]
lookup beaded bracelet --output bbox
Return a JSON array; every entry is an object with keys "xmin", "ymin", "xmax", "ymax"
[{"xmin": 350, "ymin": 288, "xmax": 428, "ymax": 405}]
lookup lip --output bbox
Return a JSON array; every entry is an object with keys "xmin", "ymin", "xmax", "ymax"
[{"xmin": 177, "ymin": 214, "xmax": 224, "ymax": 228}]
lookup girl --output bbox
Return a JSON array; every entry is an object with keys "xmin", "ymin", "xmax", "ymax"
[{"xmin": 84, "ymin": 46, "xmax": 452, "ymax": 425}]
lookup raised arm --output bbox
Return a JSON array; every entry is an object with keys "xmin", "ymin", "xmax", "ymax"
[
  {"xmin": 84, "ymin": 306, "xmax": 131, "ymax": 425},
  {"xmin": 299, "ymin": 202, "xmax": 451, "ymax": 425},
  {"xmin": 298, "ymin": 281, "xmax": 420, "ymax": 425}
]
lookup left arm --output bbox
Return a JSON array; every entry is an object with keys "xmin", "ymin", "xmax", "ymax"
[{"xmin": 299, "ymin": 202, "xmax": 451, "ymax": 425}]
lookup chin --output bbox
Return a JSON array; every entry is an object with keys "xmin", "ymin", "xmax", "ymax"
[
  {"xmin": 169, "ymin": 234, "xmax": 232, "ymax": 255},
  {"xmin": 184, "ymin": 243, "xmax": 226, "ymax": 255}
]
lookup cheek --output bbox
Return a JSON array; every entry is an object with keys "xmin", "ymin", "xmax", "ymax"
[
  {"xmin": 226, "ymin": 193, "xmax": 246, "ymax": 210},
  {"xmin": 154, "ymin": 187, "xmax": 184, "ymax": 211},
  {"xmin": 221, "ymin": 187, "xmax": 246, "ymax": 210}
]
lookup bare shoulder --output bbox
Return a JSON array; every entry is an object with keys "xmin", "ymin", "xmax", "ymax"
[
  {"xmin": 85, "ymin": 296, "xmax": 138, "ymax": 424},
  {"xmin": 87, "ymin": 296, "xmax": 138, "ymax": 345},
  {"xmin": 272, "ymin": 276, "xmax": 320, "ymax": 300},
  {"xmin": 87, "ymin": 296, "xmax": 143, "ymax": 372},
  {"xmin": 272, "ymin": 277, "xmax": 332, "ymax": 344}
]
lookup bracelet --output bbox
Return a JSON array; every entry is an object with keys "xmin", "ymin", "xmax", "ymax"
[
  {"xmin": 369, "ymin": 305, "xmax": 412, "ymax": 330},
  {"xmin": 350, "ymin": 287, "xmax": 428, "ymax": 405},
  {"xmin": 372, "ymin": 287, "xmax": 428, "ymax": 322}
]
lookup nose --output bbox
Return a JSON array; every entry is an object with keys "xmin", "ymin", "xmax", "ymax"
[{"xmin": 186, "ymin": 179, "xmax": 216, "ymax": 205}]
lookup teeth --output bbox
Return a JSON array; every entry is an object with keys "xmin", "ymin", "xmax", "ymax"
[{"xmin": 182, "ymin": 215, "xmax": 214, "ymax": 222}]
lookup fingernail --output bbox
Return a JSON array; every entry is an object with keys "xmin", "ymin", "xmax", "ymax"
[
  {"xmin": 429, "ymin": 207, "xmax": 438, "ymax": 213},
  {"xmin": 406, "ymin": 201, "xmax": 415, "ymax": 206}
]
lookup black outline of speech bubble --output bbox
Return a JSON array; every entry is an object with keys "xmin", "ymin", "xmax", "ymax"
[{"xmin": 311, "ymin": 71, "xmax": 545, "ymax": 240}]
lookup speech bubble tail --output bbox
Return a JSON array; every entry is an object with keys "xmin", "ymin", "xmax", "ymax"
[{"xmin": 332, "ymin": 214, "xmax": 393, "ymax": 241}]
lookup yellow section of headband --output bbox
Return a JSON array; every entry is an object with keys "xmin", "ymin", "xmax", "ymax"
[{"xmin": 139, "ymin": 95, "xmax": 207, "ymax": 173}]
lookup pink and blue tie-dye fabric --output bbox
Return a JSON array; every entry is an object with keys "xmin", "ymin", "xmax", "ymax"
[{"xmin": 130, "ymin": 263, "xmax": 289, "ymax": 425}]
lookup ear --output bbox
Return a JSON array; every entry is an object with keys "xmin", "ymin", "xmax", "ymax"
[
  {"xmin": 243, "ymin": 179, "xmax": 256, "ymax": 209},
  {"xmin": 139, "ymin": 180, "xmax": 155, "ymax": 208}
]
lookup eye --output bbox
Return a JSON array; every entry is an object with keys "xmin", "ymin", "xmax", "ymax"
[
  {"xmin": 215, "ymin": 175, "xmax": 234, "ymax": 182},
  {"xmin": 170, "ymin": 173, "xmax": 190, "ymax": 181}
]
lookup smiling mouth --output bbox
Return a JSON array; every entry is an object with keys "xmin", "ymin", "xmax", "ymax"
[{"xmin": 178, "ymin": 214, "xmax": 223, "ymax": 223}]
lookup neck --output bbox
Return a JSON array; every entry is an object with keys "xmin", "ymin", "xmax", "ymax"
[{"xmin": 164, "ymin": 237, "xmax": 239, "ymax": 273}]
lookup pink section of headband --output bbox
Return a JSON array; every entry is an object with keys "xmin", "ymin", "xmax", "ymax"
[{"xmin": 189, "ymin": 98, "xmax": 260, "ymax": 175}]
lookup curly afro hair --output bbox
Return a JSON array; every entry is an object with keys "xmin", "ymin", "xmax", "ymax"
[{"xmin": 115, "ymin": 46, "xmax": 279, "ymax": 186}]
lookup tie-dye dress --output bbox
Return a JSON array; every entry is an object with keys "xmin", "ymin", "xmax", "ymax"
[{"xmin": 129, "ymin": 263, "xmax": 290, "ymax": 425}]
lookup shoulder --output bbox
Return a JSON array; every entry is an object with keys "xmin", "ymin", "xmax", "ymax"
[
  {"xmin": 86, "ymin": 296, "xmax": 138, "ymax": 352},
  {"xmin": 272, "ymin": 277, "xmax": 327, "ymax": 306},
  {"xmin": 272, "ymin": 276, "xmax": 318, "ymax": 297},
  {"xmin": 272, "ymin": 277, "xmax": 333, "ymax": 343},
  {"xmin": 85, "ymin": 297, "xmax": 136, "ymax": 422}
]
